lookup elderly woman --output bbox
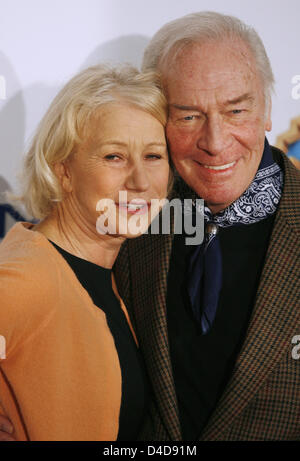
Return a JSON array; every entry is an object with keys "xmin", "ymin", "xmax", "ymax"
[{"xmin": 0, "ymin": 64, "xmax": 170, "ymax": 440}]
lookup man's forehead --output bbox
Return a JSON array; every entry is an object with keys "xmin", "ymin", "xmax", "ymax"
[
  {"xmin": 166, "ymin": 76, "xmax": 258, "ymax": 107},
  {"xmin": 165, "ymin": 40, "xmax": 258, "ymax": 85},
  {"xmin": 165, "ymin": 65, "xmax": 260, "ymax": 106},
  {"xmin": 169, "ymin": 69, "xmax": 254, "ymax": 87}
]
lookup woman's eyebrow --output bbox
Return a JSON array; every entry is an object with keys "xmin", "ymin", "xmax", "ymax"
[
  {"xmin": 98, "ymin": 140, "xmax": 128, "ymax": 147},
  {"xmin": 95, "ymin": 141, "xmax": 167, "ymax": 149},
  {"xmin": 145, "ymin": 142, "xmax": 167, "ymax": 148}
]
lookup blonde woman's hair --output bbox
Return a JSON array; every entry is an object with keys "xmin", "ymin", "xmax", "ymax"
[{"xmin": 19, "ymin": 64, "xmax": 167, "ymax": 219}]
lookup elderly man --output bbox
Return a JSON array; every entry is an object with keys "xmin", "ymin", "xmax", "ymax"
[
  {"xmin": 115, "ymin": 12, "xmax": 300, "ymax": 441},
  {"xmin": 0, "ymin": 11, "xmax": 299, "ymax": 442}
]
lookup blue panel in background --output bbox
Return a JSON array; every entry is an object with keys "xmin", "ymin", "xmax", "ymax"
[
  {"xmin": 0, "ymin": 204, "xmax": 26, "ymax": 238},
  {"xmin": 287, "ymin": 139, "xmax": 300, "ymax": 160}
]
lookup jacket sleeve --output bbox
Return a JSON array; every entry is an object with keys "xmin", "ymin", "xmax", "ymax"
[
  {"xmin": 0, "ymin": 366, "xmax": 28, "ymax": 440},
  {"xmin": 0, "ymin": 259, "xmax": 57, "ymax": 441}
]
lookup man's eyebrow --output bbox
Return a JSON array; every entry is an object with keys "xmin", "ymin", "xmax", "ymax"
[
  {"xmin": 170, "ymin": 104, "xmax": 201, "ymax": 111},
  {"xmin": 225, "ymin": 93, "xmax": 254, "ymax": 105},
  {"xmin": 170, "ymin": 94, "xmax": 254, "ymax": 111}
]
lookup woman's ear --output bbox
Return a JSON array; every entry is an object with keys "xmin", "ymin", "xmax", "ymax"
[{"xmin": 53, "ymin": 162, "xmax": 73, "ymax": 193}]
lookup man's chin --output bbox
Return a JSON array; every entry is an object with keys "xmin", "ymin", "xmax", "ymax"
[{"xmin": 205, "ymin": 193, "xmax": 239, "ymax": 214}]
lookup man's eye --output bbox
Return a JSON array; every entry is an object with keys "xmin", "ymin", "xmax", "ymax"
[
  {"xmin": 183, "ymin": 115, "xmax": 196, "ymax": 121},
  {"xmin": 231, "ymin": 109, "xmax": 243, "ymax": 114}
]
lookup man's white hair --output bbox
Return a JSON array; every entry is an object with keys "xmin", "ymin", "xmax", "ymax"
[{"xmin": 142, "ymin": 11, "xmax": 275, "ymax": 103}]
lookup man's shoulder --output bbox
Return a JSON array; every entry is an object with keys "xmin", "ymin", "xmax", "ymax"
[
  {"xmin": 271, "ymin": 146, "xmax": 300, "ymax": 241},
  {"xmin": 271, "ymin": 145, "xmax": 300, "ymax": 185}
]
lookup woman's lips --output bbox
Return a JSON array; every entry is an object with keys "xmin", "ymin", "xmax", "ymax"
[{"xmin": 117, "ymin": 202, "xmax": 150, "ymax": 215}]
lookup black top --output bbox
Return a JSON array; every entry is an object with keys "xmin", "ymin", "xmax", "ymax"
[
  {"xmin": 167, "ymin": 214, "xmax": 276, "ymax": 440},
  {"xmin": 50, "ymin": 241, "xmax": 149, "ymax": 441}
]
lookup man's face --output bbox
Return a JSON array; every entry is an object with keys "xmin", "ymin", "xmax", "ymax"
[{"xmin": 165, "ymin": 40, "xmax": 272, "ymax": 213}]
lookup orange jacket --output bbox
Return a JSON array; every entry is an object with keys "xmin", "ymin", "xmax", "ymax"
[{"xmin": 0, "ymin": 222, "xmax": 135, "ymax": 441}]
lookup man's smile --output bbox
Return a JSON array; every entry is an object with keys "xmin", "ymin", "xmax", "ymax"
[
  {"xmin": 193, "ymin": 158, "xmax": 239, "ymax": 175},
  {"xmin": 203, "ymin": 160, "xmax": 236, "ymax": 170}
]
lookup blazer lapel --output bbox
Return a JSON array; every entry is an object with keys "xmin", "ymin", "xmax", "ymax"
[
  {"xmin": 200, "ymin": 152, "xmax": 300, "ymax": 440},
  {"xmin": 127, "ymin": 230, "xmax": 182, "ymax": 440}
]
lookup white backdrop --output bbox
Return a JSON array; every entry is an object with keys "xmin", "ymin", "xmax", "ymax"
[{"xmin": 1, "ymin": 0, "xmax": 300, "ymax": 191}]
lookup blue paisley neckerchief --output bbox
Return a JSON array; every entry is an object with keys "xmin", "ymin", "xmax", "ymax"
[{"xmin": 187, "ymin": 138, "xmax": 284, "ymax": 334}]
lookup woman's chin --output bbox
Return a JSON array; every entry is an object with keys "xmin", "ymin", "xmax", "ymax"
[{"xmin": 96, "ymin": 208, "xmax": 165, "ymax": 240}]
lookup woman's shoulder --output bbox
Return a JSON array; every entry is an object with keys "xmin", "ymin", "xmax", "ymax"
[
  {"xmin": 0, "ymin": 223, "xmax": 63, "ymax": 344},
  {"xmin": 0, "ymin": 222, "xmax": 66, "ymax": 303},
  {"xmin": 0, "ymin": 222, "xmax": 60, "ymax": 275}
]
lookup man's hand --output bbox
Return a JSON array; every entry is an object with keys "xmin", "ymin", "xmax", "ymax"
[{"xmin": 0, "ymin": 415, "xmax": 15, "ymax": 441}]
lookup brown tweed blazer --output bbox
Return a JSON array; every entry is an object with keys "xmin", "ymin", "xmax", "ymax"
[{"xmin": 114, "ymin": 148, "xmax": 300, "ymax": 441}]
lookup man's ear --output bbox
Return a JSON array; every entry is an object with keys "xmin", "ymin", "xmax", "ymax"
[
  {"xmin": 265, "ymin": 97, "xmax": 272, "ymax": 132},
  {"xmin": 53, "ymin": 161, "xmax": 73, "ymax": 193}
]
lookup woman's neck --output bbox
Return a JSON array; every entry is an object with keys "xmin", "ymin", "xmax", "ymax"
[{"xmin": 33, "ymin": 208, "xmax": 125, "ymax": 269}]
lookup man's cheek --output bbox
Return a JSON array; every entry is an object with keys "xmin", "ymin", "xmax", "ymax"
[
  {"xmin": 234, "ymin": 121, "xmax": 263, "ymax": 144},
  {"xmin": 168, "ymin": 134, "xmax": 193, "ymax": 156},
  {"xmin": 167, "ymin": 123, "xmax": 190, "ymax": 140}
]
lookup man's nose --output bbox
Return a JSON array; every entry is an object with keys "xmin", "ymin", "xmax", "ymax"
[
  {"xmin": 197, "ymin": 114, "xmax": 232, "ymax": 156},
  {"xmin": 124, "ymin": 162, "xmax": 150, "ymax": 192}
]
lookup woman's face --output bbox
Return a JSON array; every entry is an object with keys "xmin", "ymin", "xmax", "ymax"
[{"xmin": 60, "ymin": 102, "xmax": 169, "ymax": 239}]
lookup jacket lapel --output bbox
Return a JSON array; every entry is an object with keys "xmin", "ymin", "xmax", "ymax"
[
  {"xmin": 127, "ymin": 230, "xmax": 182, "ymax": 440},
  {"xmin": 200, "ymin": 152, "xmax": 300, "ymax": 440}
]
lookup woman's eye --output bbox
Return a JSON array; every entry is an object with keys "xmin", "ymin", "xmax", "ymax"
[
  {"xmin": 145, "ymin": 154, "xmax": 162, "ymax": 160},
  {"xmin": 104, "ymin": 154, "xmax": 121, "ymax": 161}
]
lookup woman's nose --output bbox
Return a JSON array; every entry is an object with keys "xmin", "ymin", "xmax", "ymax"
[{"xmin": 124, "ymin": 163, "xmax": 150, "ymax": 192}]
